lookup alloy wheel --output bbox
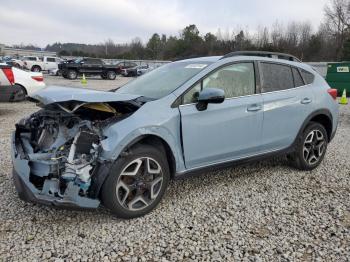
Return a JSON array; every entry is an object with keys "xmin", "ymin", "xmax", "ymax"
[
  {"xmin": 116, "ymin": 157, "xmax": 163, "ymax": 211},
  {"xmin": 303, "ymin": 129, "xmax": 326, "ymax": 165}
]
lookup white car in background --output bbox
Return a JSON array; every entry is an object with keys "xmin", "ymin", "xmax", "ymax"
[
  {"xmin": 12, "ymin": 67, "xmax": 46, "ymax": 96},
  {"xmin": 23, "ymin": 56, "xmax": 61, "ymax": 72},
  {"xmin": 0, "ymin": 64, "xmax": 45, "ymax": 101}
]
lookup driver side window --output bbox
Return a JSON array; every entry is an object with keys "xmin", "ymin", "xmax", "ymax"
[{"xmin": 183, "ymin": 63, "xmax": 255, "ymax": 104}]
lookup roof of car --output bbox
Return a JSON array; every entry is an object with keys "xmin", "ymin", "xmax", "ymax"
[
  {"xmin": 177, "ymin": 53, "xmax": 315, "ymax": 74},
  {"xmin": 178, "ymin": 56, "xmax": 222, "ymax": 63}
]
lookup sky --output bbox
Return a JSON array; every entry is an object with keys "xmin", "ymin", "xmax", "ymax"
[{"xmin": 0, "ymin": 0, "xmax": 330, "ymax": 47}]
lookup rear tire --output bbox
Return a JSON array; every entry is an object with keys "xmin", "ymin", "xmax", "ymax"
[
  {"xmin": 288, "ymin": 122, "xmax": 328, "ymax": 171},
  {"xmin": 101, "ymin": 144, "xmax": 170, "ymax": 219},
  {"xmin": 11, "ymin": 85, "xmax": 27, "ymax": 102},
  {"xmin": 106, "ymin": 71, "xmax": 116, "ymax": 80}
]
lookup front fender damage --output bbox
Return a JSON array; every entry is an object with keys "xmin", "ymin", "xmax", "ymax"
[{"xmin": 12, "ymin": 99, "xmax": 141, "ymax": 209}]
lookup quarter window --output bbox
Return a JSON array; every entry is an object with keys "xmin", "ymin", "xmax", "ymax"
[
  {"xmin": 292, "ymin": 68, "xmax": 304, "ymax": 87},
  {"xmin": 261, "ymin": 63, "xmax": 294, "ymax": 92},
  {"xmin": 183, "ymin": 82, "xmax": 201, "ymax": 104},
  {"xmin": 300, "ymin": 69, "xmax": 315, "ymax": 85}
]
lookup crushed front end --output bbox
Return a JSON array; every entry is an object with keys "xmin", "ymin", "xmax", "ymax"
[{"xmin": 11, "ymin": 95, "xmax": 141, "ymax": 209}]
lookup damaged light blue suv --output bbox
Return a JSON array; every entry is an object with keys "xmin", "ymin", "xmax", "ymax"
[{"xmin": 12, "ymin": 51, "xmax": 339, "ymax": 218}]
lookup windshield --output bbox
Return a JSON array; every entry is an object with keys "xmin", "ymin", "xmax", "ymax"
[
  {"xmin": 115, "ymin": 61, "xmax": 211, "ymax": 99},
  {"xmin": 74, "ymin": 58, "xmax": 83, "ymax": 63}
]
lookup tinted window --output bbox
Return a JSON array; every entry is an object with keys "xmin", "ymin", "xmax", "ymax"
[
  {"xmin": 292, "ymin": 68, "xmax": 304, "ymax": 87},
  {"xmin": 46, "ymin": 57, "xmax": 56, "ymax": 62},
  {"xmin": 300, "ymin": 69, "xmax": 315, "ymax": 85},
  {"xmin": 202, "ymin": 63, "xmax": 255, "ymax": 98},
  {"xmin": 85, "ymin": 59, "xmax": 101, "ymax": 64},
  {"xmin": 261, "ymin": 63, "xmax": 294, "ymax": 92},
  {"xmin": 126, "ymin": 62, "xmax": 137, "ymax": 67}
]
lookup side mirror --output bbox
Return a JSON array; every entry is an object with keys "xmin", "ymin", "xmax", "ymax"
[{"xmin": 196, "ymin": 88, "xmax": 225, "ymax": 111}]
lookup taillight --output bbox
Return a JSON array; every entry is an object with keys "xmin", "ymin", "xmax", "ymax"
[
  {"xmin": 31, "ymin": 76, "xmax": 43, "ymax": 82},
  {"xmin": 2, "ymin": 68, "xmax": 15, "ymax": 85},
  {"xmin": 327, "ymin": 89, "xmax": 338, "ymax": 100}
]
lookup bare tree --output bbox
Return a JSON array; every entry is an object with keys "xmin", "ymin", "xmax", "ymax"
[{"xmin": 324, "ymin": 0, "xmax": 350, "ymax": 59}]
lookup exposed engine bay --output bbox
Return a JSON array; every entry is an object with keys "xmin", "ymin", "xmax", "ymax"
[{"xmin": 13, "ymin": 100, "xmax": 140, "ymax": 208}]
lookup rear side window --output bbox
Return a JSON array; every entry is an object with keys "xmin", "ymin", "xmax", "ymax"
[
  {"xmin": 261, "ymin": 63, "xmax": 294, "ymax": 92},
  {"xmin": 300, "ymin": 69, "xmax": 315, "ymax": 85},
  {"xmin": 292, "ymin": 68, "xmax": 304, "ymax": 87},
  {"xmin": 46, "ymin": 57, "xmax": 56, "ymax": 62}
]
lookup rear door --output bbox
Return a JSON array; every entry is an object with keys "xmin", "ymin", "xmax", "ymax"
[
  {"xmin": 260, "ymin": 62, "xmax": 315, "ymax": 151},
  {"xmin": 179, "ymin": 62, "xmax": 263, "ymax": 169},
  {"xmin": 81, "ymin": 58, "xmax": 103, "ymax": 73},
  {"xmin": 45, "ymin": 57, "xmax": 57, "ymax": 70}
]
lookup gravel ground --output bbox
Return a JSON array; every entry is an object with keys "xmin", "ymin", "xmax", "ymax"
[{"xmin": 0, "ymin": 76, "xmax": 349, "ymax": 261}]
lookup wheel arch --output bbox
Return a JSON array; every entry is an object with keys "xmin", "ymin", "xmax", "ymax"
[
  {"xmin": 14, "ymin": 83, "xmax": 27, "ymax": 95},
  {"xmin": 122, "ymin": 134, "xmax": 177, "ymax": 179},
  {"xmin": 31, "ymin": 65, "xmax": 42, "ymax": 71},
  {"xmin": 91, "ymin": 133, "xmax": 178, "ymax": 199},
  {"xmin": 297, "ymin": 109, "xmax": 333, "ymax": 142}
]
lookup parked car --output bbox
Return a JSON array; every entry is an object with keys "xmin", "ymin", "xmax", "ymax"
[
  {"xmin": 121, "ymin": 65, "xmax": 153, "ymax": 77},
  {"xmin": 0, "ymin": 63, "xmax": 45, "ymax": 100},
  {"xmin": 12, "ymin": 51, "xmax": 338, "ymax": 218},
  {"xmin": 23, "ymin": 56, "xmax": 61, "ymax": 72},
  {"xmin": 59, "ymin": 58, "xmax": 123, "ymax": 80},
  {"xmin": 12, "ymin": 67, "xmax": 46, "ymax": 96},
  {"xmin": 0, "ymin": 64, "xmax": 21, "ymax": 102},
  {"xmin": 10, "ymin": 58, "xmax": 26, "ymax": 69},
  {"xmin": 115, "ymin": 61, "xmax": 138, "ymax": 74}
]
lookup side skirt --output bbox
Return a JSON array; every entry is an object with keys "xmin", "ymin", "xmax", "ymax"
[{"xmin": 174, "ymin": 146, "xmax": 294, "ymax": 180}]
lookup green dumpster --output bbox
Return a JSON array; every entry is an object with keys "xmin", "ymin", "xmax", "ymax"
[{"xmin": 326, "ymin": 62, "xmax": 350, "ymax": 96}]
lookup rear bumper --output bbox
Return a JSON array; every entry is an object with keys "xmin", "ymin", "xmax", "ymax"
[
  {"xmin": 0, "ymin": 85, "xmax": 24, "ymax": 102},
  {"xmin": 11, "ymin": 132, "xmax": 100, "ymax": 209}
]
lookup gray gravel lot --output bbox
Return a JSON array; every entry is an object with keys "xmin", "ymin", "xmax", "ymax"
[{"xmin": 0, "ymin": 76, "xmax": 350, "ymax": 261}]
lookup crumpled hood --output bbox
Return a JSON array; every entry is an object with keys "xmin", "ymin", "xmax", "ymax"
[{"xmin": 29, "ymin": 86, "xmax": 140, "ymax": 105}]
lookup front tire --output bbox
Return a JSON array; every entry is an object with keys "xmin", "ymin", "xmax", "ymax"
[
  {"xmin": 289, "ymin": 122, "xmax": 328, "ymax": 170},
  {"xmin": 101, "ymin": 144, "xmax": 170, "ymax": 219},
  {"xmin": 67, "ymin": 69, "xmax": 78, "ymax": 79}
]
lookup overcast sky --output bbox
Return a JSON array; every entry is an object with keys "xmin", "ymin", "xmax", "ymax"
[{"xmin": 0, "ymin": 0, "xmax": 330, "ymax": 47}]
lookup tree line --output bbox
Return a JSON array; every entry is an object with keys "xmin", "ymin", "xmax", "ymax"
[{"xmin": 19, "ymin": 0, "xmax": 350, "ymax": 62}]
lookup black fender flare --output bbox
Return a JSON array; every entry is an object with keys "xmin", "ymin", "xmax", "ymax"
[{"xmin": 291, "ymin": 108, "xmax": 333, "ymax": 150}]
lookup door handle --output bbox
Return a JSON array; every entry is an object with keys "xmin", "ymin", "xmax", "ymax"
[
  {"xmin": 247, "ymin": 104, "xmax": 262, "ymax": 112},
  {"xmin": 301, "ymin": 98, "xmax": 312, "ymax": 104}
]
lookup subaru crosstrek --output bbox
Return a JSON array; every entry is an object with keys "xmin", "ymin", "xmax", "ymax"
[{"xmin": 11, "ymin": 51, "xmax": 339, "ymax": 218}]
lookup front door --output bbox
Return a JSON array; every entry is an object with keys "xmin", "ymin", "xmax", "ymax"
[{"xmin": 179, "ymin": 62, "xmax": 263, "ymax": 169}]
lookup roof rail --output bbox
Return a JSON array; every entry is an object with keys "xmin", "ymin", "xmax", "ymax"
[{"xmin": 221, "ymin": 51, "xmax": 301, "ymax": 62}]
